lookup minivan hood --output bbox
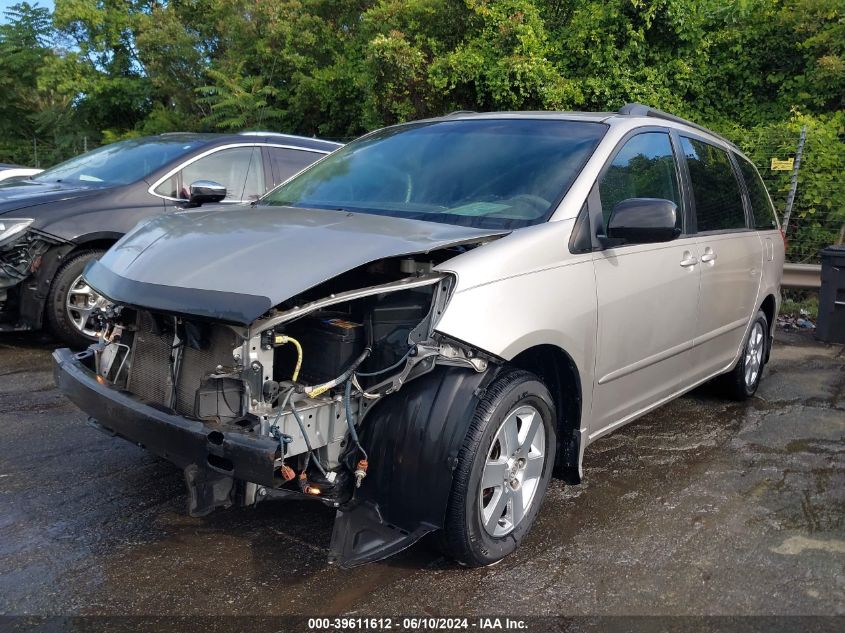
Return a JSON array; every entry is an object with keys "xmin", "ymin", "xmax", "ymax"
[
  {"xmin": 0, "ymin": 180, "xmax": 105, "ymax": 215},
  {"xmin": 86, "ymin": 205, "xmax": 506, "ymax": 324}
]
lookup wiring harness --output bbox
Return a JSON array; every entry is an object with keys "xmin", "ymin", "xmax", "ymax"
[{"xmin": 267, "ymin": 328, "xmax": 416, "ymax": 494}]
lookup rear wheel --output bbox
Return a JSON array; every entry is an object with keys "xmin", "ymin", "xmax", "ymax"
[
  {"xmin": 718, "ymin": 310, "xmax": 768, "ymax": 400},
  {"xmin": 439, "ymin": 369, "xmax": 556, "ymax": 566},
  {"xmin": 46, "ymin": 249, "xmax": 108, "ymax": 348}
]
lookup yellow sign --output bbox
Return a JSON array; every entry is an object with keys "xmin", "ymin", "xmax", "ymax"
[{"xmin": 771, "ymin": 157, "xmax": 794, "ymax": 171}]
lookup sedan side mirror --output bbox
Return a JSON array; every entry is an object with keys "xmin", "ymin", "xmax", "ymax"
[
  {"xmin": 188, "ymin": 180, "xmax": 227, "ymax": 206},
  {"xmin": 606, "ymin": 198, "xmax": 680, "ymax": 244}
]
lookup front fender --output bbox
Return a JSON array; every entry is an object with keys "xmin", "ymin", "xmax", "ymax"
[
  {"xmin": 329, "ymin": 364, "xmax": 499, "ymax": 567},
  {"xmin": 16, "ymin": 242, "xmax": 75, "ymax": 330}
]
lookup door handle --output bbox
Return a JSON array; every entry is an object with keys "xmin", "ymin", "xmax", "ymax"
[
  {"xmin": 680, "ymin": 254, "xmax": 698, "ymax": 268},
  {"xmin": 701, "ymin": 252, "xmax": 717, "ymax": 263}
]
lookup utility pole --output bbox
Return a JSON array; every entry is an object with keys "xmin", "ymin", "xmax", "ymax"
[
  {"xmin": 33, "ymin": 137, "xmax": 38, "ymax": 168},
  {"xmin": 83, "ymin": 136, "xmax": 88, "ymax": 153},
  {"xmin": 781, "ymin": 125, "xmax": 807, "ymax": 231}
]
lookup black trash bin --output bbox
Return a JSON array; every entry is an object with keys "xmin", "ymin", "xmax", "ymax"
[{"xmin": 816, "ymin": 245, "xmax": 845, "ymax": 344}]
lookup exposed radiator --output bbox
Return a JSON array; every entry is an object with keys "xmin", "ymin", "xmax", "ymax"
[
  {"xmin": 174, "ymin": 326, "xmax": 239, "ymax": 416},
  {"xmin": 126, "ymin": 312, "xmax": 172, "ymax": 406},
  {"xmin": 126, "ymin": 312, "xmax": 239, "ymax": 417}
]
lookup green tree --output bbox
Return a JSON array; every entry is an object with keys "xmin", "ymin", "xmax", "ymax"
[
  {"xmin": 52, "ymin": 0, "xmax": 152, "ymax": 136},
  {"xmin": 0, "ymin": 2, "xmax": 55, "ymax": 164},
  {"xmin": 0, "ymin": 0, "xmax": 842, "ymax": 256}
]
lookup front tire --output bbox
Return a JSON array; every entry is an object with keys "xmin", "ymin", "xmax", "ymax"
[
  {"xmin": 46, "ymin": 249, "xmax": 108, "ymax": 348},
  {"xmin": 440, "ymin": 368, "xmax": 557, "ymax": 566},
  {"xmin": 718, "ymin": 310, "xmax": 769, "ymax": 400}
]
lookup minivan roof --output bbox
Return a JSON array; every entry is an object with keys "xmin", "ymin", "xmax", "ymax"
[{"xmin": 435, "ymin": 105, "xmax": 741, "ymax": 153}]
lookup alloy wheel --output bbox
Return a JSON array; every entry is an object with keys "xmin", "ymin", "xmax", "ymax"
[
  {"xmin": 65, "ymin": 273, "xmax": 109, "ymax": 338},
  {"xmin": 479, "ymin": 404, "xmax": 546, "ymax": 537},
  {"xmin": 744, "ymin": 321, "xmax": 765, "ymax": 388}
]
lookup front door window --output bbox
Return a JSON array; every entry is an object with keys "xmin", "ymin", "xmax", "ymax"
[
  {"xmin": 598, "ymin": 132, "xmax": 681, "ymax": 231},
  {"xmin": 155, "ymin": 146, "xmax": 264, "ymax": 202}
]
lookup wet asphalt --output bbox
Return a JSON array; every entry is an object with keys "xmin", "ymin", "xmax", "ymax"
[{"xmin": 0, "ymin": 331, "xmax": 842, "ymax": 617}]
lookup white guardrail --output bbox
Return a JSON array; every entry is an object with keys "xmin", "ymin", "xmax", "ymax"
[{"xmin": 782, "ymin": 263, "xmax": 822, "ymax": 290}]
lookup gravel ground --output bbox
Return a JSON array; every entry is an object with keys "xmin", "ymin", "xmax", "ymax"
[{"xmin": 0, "ymin": 330, "xmax": 842, "ymax": 620}]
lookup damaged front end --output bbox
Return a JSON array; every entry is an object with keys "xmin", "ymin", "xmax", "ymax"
[
  {"xmin": 0, "ymin": 221, "xmax": 63, "ymax": 328},
  {"xmin": 54, "ymin": 246, "xmax": 499, "ymax": 567}
]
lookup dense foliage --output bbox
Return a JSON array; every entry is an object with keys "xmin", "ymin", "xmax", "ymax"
[{"xmin": 0, "ymin": 0, "xmax": 842, "ymax": 257}]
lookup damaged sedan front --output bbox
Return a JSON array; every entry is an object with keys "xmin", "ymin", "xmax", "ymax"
[
  {"xmin": 0, "ymin": 219, "xmax": 43, "ymax": 290},
  {"xmin": 0, "ymin": 219, "xmax": 66, "ymax": 324},
  {"xmin": 54, "ymin": 116, "xmax": 608, "ymax": 567}
]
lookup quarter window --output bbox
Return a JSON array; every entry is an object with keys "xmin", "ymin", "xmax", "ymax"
[
  {"xmin": 736, "ymin": 156, "xmax": 778, "ymax": 229},
  {"xmin": 598, "ymin": 132, "xmax": 681, "ymax": 229},
  {"xmin": 681, "ymin": 137, "xmax": 747, "ymax": 232},
  {"xmin": 154, "ymin": 146, "xmax": 264, "ymax": 202}
]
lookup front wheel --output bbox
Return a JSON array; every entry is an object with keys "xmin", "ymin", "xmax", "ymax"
[
  {"xmin": 439, "ymin": 369, "xmax": 557, "ymax": 566},
  {"xmin": 46, "ymin": 249, "xmax": 108, "ymax": 348}
]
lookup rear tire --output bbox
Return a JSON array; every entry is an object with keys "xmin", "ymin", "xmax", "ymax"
[
  {"xmin": 46, "ymin": 249, "xmax": 107, "ymax": 349},
  {"xmin": 718, "ymin": 310, "xmax": 768, "ymax": 400},
  {"xmin": 439, "ymin": 368, "xmax": 556, "ymax": 567}
]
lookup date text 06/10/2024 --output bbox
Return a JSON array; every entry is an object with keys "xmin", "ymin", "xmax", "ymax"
[{"xmin": 306, "ymin": 617, "xmax": 528, "ymax": 630}]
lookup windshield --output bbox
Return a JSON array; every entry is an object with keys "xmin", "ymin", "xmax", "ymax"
[
  {"xmin": 33, "ymin": 138, "xmax": 208, "ymax": 187},
  {"xmin": 262, "ymin": 118, "xmax": 606, "ymax": 229}
]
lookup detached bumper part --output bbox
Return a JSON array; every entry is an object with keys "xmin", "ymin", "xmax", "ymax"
[
  {"xmin": 52, "ymin": 348, "xmax": 280, "ymax": 515},
  {"xmin": 329, "ymin": 500, "xmax": 437, "ymax": 568}
]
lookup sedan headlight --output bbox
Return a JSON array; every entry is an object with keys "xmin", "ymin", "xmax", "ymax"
[{"xmin": 0, "ymin": 219, "xmax": 34, "ymax": 247}]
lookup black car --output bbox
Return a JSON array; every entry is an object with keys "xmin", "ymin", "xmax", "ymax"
[{"xmin": 0, "ymin": 132, "xmax": 340, "ymax": 346}]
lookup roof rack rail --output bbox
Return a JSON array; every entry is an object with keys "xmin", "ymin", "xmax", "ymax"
[
  {"xmin": 617, "ymin": 103, "xmax": 734, "ymax": 146},
  {"xmin": 444, "ymin": 110, "xmax": 477, "ymax": 117}
]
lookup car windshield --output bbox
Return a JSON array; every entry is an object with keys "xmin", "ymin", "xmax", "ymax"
[
  {"xmin": 33, "ymin": 138, "xmax": 208, "ymax": 186},
  {"xmin": 262, "ymin": 118, "xmax": 606, "ymax": 229}
]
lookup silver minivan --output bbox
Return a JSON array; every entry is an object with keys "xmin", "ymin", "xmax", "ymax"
[{"xmin": 54, "ymin": 105, "xmax": 784, "ymax": 568}]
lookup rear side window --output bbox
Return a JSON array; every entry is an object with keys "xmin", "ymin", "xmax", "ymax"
[
  {"xmin": 736, "ymin": 157, "xmax": 778, "ymax": 229},
  {"xmin": 681, "ymin": 137, "xmax": 747, "ymax": 232},
  {"xmin": 598, "ymin": 132, "xmax": 681, "ymax": 228},
  {"xmin": 268, "ymin": 148, "xmax": 321, "ymax": 188}
]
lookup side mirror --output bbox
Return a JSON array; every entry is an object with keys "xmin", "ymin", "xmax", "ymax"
[
  {"xmin": 606, "ymin": 198, "xmax": 680, "ymax": 244},
  {"xmin": 188, "ymin": 180, "xmax": 227, "ymax": 206}
]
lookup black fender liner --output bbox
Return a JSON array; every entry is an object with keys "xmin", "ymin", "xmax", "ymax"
[
  {"xmin": 329, "ymin": 364, "xmax": 499, "ymax": 567},
  {"xmin": 15, "ymin": 242, "xmax": 75, "ymax": 330}
]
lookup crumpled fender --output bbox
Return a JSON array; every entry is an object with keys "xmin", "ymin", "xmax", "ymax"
[{"xmin": 329, "ymin": 364, "xmax": 499, "ymax": 567}]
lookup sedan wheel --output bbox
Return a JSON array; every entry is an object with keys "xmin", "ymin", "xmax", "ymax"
[
  {"xmin": 440, "ymin": 369, "xmax": 556, "ymax": 567},
  {"xmin": 46, "ymin": 249, "xmax": 107, "ymax": 348},
  {"xmin": 65, "ymin": 273, "xmax": 110, "ymax": 338}
]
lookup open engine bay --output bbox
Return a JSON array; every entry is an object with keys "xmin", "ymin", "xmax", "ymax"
[{"xmin": 77, "ymin": 251, "xmax": 491, "ymax": 517}]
